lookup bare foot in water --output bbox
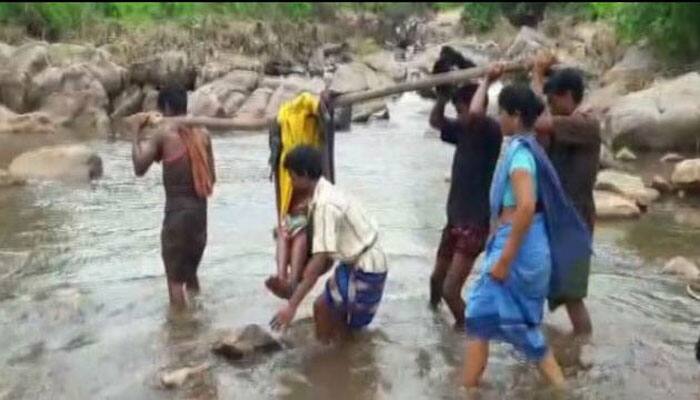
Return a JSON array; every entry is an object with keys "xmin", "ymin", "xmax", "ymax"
[{"xmin": 265, "ymin": 276, "xmax": 293, "ymax": 299}]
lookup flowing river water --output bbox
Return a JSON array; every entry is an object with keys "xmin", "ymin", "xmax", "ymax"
[{"xmin": 0, "ymin": 93, "xmax": 699, "ymax": 399}]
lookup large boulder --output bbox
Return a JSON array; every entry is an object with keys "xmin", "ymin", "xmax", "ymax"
[
  {"xmin": 196, "ymin": 53, "xmax": 262, "ymax": 88},
  {"xmin": 671, "ymin": 159, "xmax": 700, "ymax": 191},
  {"xmin": 46, "ymin": 43, "xmax": 127, "ymax": 96},
  {"xmin": 29, "ymin": 64, "xmax": 109, "ymax": 109},
  {"xmin": 602, "ymin": 73, "xmax": 700, "ymax": 151},
  {"xmin": 595, "ymin": 170, "xmax": 659, "ymax": 206},
  {"xmin": 33, "ymin": 69, "xmax": 111, "ymax": 139},
  {"xmin": 505, "ymin": 26, "xmax": 554, "ymax": 61},
  {"xmin": 0, "ymin": 42, "xmax": 49, "ymax": 113},
  {"xmin": 0, "ymin": 106, "xmax": 56, "ymax": 135},
  {"xmin": 362, "ymin": 51, "xmax": 407, "ymax": 82},
  {"xmin": 235, "ymin": 87, "xmax": 274, "ymax": 120},
  {"xmin": 662, "ymin": 257, "xmax": 700, "ymax": 281},
  {"xmin": 189, "ymin": 70, "xmax": 259, "ymax": 118},
  {"xmin": 129, "ymin": 50, "xmax": 195, "ymax": 89},
  {"xmin": 308, "ymin": 42, "xmax": 353, "ymax": 77},
  {"xmin": 9, "ymin": 144, "xmax": 103, "ymax": 181},
  {"xmin": 329, "ymin": 62, "xmax": 393, "ymax": 94},
  {"xmin": 264, "ymin": 76, "xmax": 326, "ymax": 120},
  {"xmin": 141, "ymin": 85, "xmax": 159, "ymax": 112},
  {"xmin": 594, "ymin": 190, "xmax": 640, "ymax": 219},
  {"xmin": 110, "ymin": 85, "xmax": 144, "ymax": 119},
  {"xmin": 601, "ymin": 45, "xmax": 658, "ymax": 90},
  {"xmin": 0, "ymin": 169, "xmax": 26, "ymax": 188}
]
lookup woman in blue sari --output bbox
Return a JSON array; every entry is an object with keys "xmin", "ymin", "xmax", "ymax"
[{"xmin": 462, "ymin": 75, "xmax": 593, "ymax": 387}]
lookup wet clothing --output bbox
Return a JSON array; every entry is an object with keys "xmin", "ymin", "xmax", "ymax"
[
  {"xmin": 324, "ymin": 263, "xmax": 387, "ymax": 330},
  {"xmin": 309, "ymin": 178, "xmax": 388, "ymax": 330},
  {"xmin": 465, "ymin": 135, "xmax": 592, "ymax": 361},
  {"xmin": 161, "ymin": 142, "xmax": 208, "ymax": 283},
  {"xmin": 440, "ymin": 118, "xmax": 502, "ymax": 229},
  {"xmin": 466, "ymin": 214, "xmax": 550, "ymax": 360},
  {"xmin": 538, "ymin": 114, "xmax": 600, "ymax": 309},
  {"xmin": 436, "ymin": 224, "xmax": 489, "ymax": 260},
  {"xmin": 161, "ymin": 207, "xmax": 207, "ymax": 282},
  {"xmin": 309, "ymin": 177, "xmax": 387, "ymax": 274}
]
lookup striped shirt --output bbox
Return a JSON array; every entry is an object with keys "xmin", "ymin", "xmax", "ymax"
[{"xmin": 309, "ymin": 178, "xmax": 387, "ymax": 273}]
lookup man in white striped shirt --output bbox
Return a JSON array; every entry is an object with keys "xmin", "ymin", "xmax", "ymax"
[{"xmin": 270, "ymin": 145, "xmax": 388, "ymax": 342}]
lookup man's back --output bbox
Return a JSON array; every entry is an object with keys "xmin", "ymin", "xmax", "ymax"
[{"xmin": 440, "ymin": 117, "xmax": 502, "ymax": 228}]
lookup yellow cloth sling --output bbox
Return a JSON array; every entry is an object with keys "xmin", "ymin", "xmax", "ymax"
[{"xmin": 277, "ymin": 92, "xmax": 322, "ymax": 219}]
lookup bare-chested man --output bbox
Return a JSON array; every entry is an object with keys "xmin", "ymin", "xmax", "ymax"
[{"xmin": 128, "ymin": 85, "xmax": 215, "ymax": 310}]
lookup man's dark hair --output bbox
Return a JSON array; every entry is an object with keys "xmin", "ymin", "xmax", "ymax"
[
  {"xmin": 498, "ymin": 84, "xmax": 545, "ymax": 129},
  {"xmin": 433, "ymin": 46, "xmax": 476, "ymax": 100},
  {"xmin": 157, "ymin": 85, "xmax": 188, "ymax": 115},
  {"xmin": 452, "ymin": 83, "xmax": 482, "ymax": 108},
  {"xmin": 283, "ymin": 145, "xmax": 323, "ymax": 180},
  {"xmin": 544, "ymin": 68, "xmax": 585, "ymax": 104}
]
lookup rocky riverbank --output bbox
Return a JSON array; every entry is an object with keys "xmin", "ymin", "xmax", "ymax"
[{"xmin": 1, "ymin": 10, "xmax": 700, "ymax": 225}]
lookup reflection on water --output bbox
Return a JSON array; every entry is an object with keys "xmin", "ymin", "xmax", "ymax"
[{"xmin": 0, "ymin": 93, "xmax": 699, "ymax": 399}]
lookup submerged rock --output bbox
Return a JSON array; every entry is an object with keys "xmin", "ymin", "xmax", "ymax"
[
  {"xmin": 651, "ymin": 175, "xmax": 673, "ymax": 194},
  {"xmin": 9, "ymin": 144, "xmax": 103, "ymax": 181},
  {"xmin": 662, "ymin": 257, "xmax": 700, "ymax": 281},
  {"xmin": 671, "ymin": 159, "xmax": 700, "ymax": 191},
  {"xmin": 594, "ymin": 190, "xmax": 640, "ymax": 219},
  {"xmin": 160, "ymin": 363, "xmax": 209, "ymax": 389},
  {"xmin": 0, "ymin": 170, "xmax": 26, "ymax": 188},
  {"xmin": 595, "ymin": 170, "xmax": 659, "ymax": 206},
  {"xmin": 211, "ymin": 324, "xmax": 282, "ymax": 361}
]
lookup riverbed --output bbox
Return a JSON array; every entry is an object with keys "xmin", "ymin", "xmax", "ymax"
[{"xmin": 0, "ymin": 93, "xmax": 698, "ymax": 399}]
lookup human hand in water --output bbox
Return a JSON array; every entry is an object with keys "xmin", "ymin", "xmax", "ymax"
[
  {"xmin": 490, "ymin": 259, "xmax": 510, "ymax": 282},
  {"xmin": 270, "ymin": 303, "xmax": 297, "ymax": 331}
]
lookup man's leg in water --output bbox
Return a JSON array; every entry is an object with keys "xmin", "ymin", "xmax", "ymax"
[
  {"xmin": 313, "ymin": 295, "xmax": 349, "ymax": 343},
  {"xmin": 565, "ymin": 299, "xmax": 592, "ymax": 335},
  {"xmin": 430, "ymin": 254, "xmax": 450, "ymax": 309},
  {"xmin": 167, "ymin": 279, "xmax": 189, "ymax": 310},
  {"xmin": 431, "ymin": 228, "xmax": 454, "ymax": 308},
  {"xmin": 442, "ymin": 251, "xmax": 476, "ymax": 327}
]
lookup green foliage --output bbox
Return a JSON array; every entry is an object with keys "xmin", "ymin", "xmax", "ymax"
[
  {"xmin": 588, "ymin": 2, "xmax": 700, "ymax": 61},
  {"xmin": 461, "ymin": 3, "xmax": 501, "ymax": 32},
  {"xmin": 0, "ymin": 2, "xmax": 444, "ymax": 41}
]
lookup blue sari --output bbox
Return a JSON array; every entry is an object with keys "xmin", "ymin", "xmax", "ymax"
[{"xmin": 465, "ymin": 134, "xmax": 592, "ymax": 361}]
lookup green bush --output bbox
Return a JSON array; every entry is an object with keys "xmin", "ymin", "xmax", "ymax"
[
  {"xmin": 585, "ymin": 2, "xmax": 700, "ymax": 61},
  {"xmin": 461, "ymin": 3, "xmax": 501, "ymax": 32}
]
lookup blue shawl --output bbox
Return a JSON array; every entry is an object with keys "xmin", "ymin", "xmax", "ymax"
[{"xmin": 489, "ymin": 134, "xmax": 593, "ymax": 295}]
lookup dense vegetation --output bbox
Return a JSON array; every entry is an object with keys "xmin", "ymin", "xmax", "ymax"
[
  {"xmin": 0, "ymin": 3, "xmax": 458, "ymax": 40},
  {"xmin": 1, "ymin": 3, "xmax": 698, "ymax": 61},
  {"xmin": 461, "ymin": 2, "xmax": 700, "ymax": 61}
]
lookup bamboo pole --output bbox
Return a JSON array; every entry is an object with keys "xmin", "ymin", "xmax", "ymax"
[{"xmin": 164, "ymin": 61, "xmax": 530, "ymax": 131}]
